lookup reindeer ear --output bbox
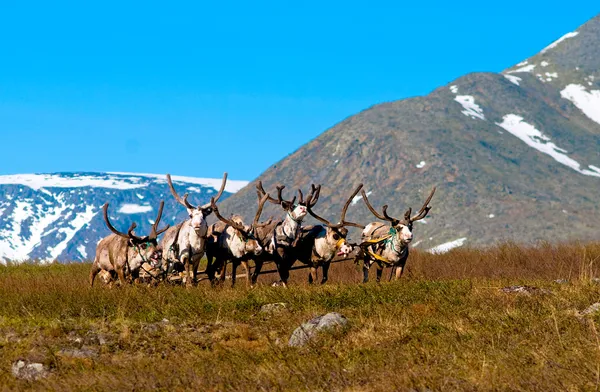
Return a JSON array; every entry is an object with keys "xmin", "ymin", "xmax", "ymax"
[{"xmin": 404, "ymin": 209, "xmax": 412, "ymax": 222}]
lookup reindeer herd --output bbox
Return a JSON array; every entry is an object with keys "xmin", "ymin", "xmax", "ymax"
[{"xmin": 89, "ymin": 173, "xmax": 436, "ymax": 288}]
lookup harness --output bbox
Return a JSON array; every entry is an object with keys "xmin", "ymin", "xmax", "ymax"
[
  {"xmin": 311, "ymin": 234, "xmax": 347, "ymax": 263},
  {"xmin": 359, "ymin": 227, "xmax": 404, "ymax": 267}
]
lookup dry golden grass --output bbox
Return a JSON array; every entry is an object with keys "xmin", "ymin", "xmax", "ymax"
[{"xmin": 1, "ymin": 241, "xmax": 600, "ymax": 391}]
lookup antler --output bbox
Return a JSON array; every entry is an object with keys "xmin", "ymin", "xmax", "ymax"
[
  {"xmin": 307, "ymin": 184, "xmax": 364, "ymax": 229},
  {"xmin": 304, "ymin": 184, "xmax": 321, "ymax": 208},
  {"xmin": 166, "ymin": 174, "xmax": 195, "ymax": 209},
  {"xmin": 409, "ymin": 186, "xmax": 436, "ymax": 222},
  {"xmin": 201, "ymin": 172, "xmax": 228, "ymax": 209},
  {"xmin": 297, "ymin": 189, "xmax": 304, "ymax": 205},
  {"xmin": 339, "ymin": 184, "xmax": 365, "ymax": 228},
  {"xmin": 103, "ymin": 203, "xmax": 143, "ymax": 240},
  {"xmin": 361, "ymin": 189, "xmax": 395, "ymax": 223},
  {"xmin": 252, "ymin": 192, "xmax": 270, "ymax": 228},
  {"xmin": 256, "ymin": 181, "xmax": 281, "ymax": 204},
  {"xmin": 210, "ymin": 197, "xmax": 248, "ymax": 234},
  {"xmin": 149, "ymin": 201, "xmax": 170, "ymax": 239}
]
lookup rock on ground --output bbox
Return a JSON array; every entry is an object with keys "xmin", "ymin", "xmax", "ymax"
[
  {"xmin": 289, "ymin": 312, "xmax": 348, "ymax": 347},
  {"xmin": 580, "ymin": 303, "xmax": 600, "ymax": 317},
  {"xmin": 11, "ymin": 360, "xmax": 49, "ymax": 381},
  {"xmin": 500, "ymin": 285, "xmax": 551, "ymax": 295},
  {"xmin": 260, "ymin": 303, "xmax": 288, "ymax": 314}
]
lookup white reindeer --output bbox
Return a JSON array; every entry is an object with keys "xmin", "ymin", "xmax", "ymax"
[
  {"xmin": 160, "ymin": 173, "xmax": 227, "ymax": 286},
  {"xmin": 356, "ymin": 187, "xmax": 436, "ymax": 282}
]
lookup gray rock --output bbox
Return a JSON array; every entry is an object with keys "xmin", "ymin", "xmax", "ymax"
[
  {"xmin": 580, "ymin": 302, "xmax": 600, "ymax": 317},
  {"xmin": 553, "ymin": 279, "xmax": 569, "ymax": 284},
  {"xmin": 500, "ymin": 285, "xmax": 551, "ymax": 295},
  {"xmin": 260, "ymin": 303, "xmax": 288, "ymax": 314},
  {"xmin": 289, "ymin": 312, "xmax": 348, "ymax": 347},
  {"xmin": 11, "ymin": 360, "xmax": 49, "ymax": 380}
]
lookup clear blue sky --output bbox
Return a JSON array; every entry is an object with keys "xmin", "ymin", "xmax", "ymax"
[{"xmin": 1, "ymin": 1, "xmax": 598, "ymax": 181}]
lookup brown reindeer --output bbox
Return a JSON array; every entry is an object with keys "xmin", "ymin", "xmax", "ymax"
[
  {"xmin": 205, "ymin": 192, "xmax": 272, "ymax": 287},
  {"xmin": 252, "ymin": 182, "xmax": 320, "ymax": 287},
  {"xmin": 356, "ymin": 187, "xmax": 436, "ymax": 282},
  {"xmin": 160, "ymin": 173, "xmax": 227, "ymax": 286},
  {"xmin": 90, "ymin": 201, "xmax": 169, "ymax": 286},
  {"xmin": 292, "ymin": 184, "xmax": 364, "ymax": 284}
]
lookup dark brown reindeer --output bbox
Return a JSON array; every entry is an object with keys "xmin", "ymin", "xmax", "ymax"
[
  {"xmin": 160, "ymin": 173, "xmax": 227, "ymax": 286},
  {"xmin": 205, "ymin": 192, "xmax": 272, "ymax": 287},
  {"xmin": 252, "ymin": 181, "xmax": 320, "ymax": 287},
  {"xmin": 356, "ymin": 187, "xmax": 436, "ymax": 282},
  {"xmin": 292, "ymin": 184, "xmax": 365, "ymax": 284},
  {"xmin": 90, "ymin": 201, "xmax": 169, "ymax": 286}
]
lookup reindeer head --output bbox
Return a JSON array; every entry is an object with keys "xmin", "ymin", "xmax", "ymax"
[
  {"xmin": 102, "ymin": 201, "xmax": 170, "ymax": 268},
  {"xmin": 211, "ymin": 192, "xmax": 273, "ymax": 257},
  {"xmin": 166, "ymin": 173, "xmax": 227, "ymax": 233},
  {"xmin": 361, "ymin": 187, "xmax": 436, "ymax": 245},
  {"xmin": 256, "ymin": 181, "xmax": 321, "ymax": 222},
  {"xmin": 306, "ymin": 184, "xmax": 365, "ymax": 257}
]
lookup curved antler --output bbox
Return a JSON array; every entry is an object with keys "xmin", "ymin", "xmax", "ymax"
[
  {"xmin": 304, "ymin": 184, "xmax": 321, "ymax": 208},
  {"xmin": 210, "ymin": 197, "xmax": 248, "ymax": 234},
  {"xmin": 339, "ymin": 184, "xmax": 365, "ymax": 229},
  {"xmin": 256, "ymin": 181, "xmax": 281, "ymax": 204},
  {"xmin": 149, "ymin": 201, "xmax": 170, "ymax": 239},
  {"xmin": 103, "ymin": 203, "xmax": 138, "ymax": 239},
  {"xmin": 297, "ymin": 189, "xmax": 304, "ymax": 205},
  {"xmin": 252, "ymin": 192, "xmax": 270, "ymax": 228},
  {"xmin": 166, "ymin": 174, "xmax": 195, "ymax": 209},
  {"xmin": 361, "ymin": 189, "xmax": 393, "ymax": 223},
  {"xmin": 409, "ymin": 186, "xmax": 436, "ymax": 222},
  {"xmin": 201, "ymin": 172, "xmax": 228, "ymax": 209}
]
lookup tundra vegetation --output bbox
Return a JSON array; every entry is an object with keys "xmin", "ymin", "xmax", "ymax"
[{"xmin": 2, "ymin": 241, "xmax": 600, "ymax": 391}]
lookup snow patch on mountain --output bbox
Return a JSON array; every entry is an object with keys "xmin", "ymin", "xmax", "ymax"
[
  {"xmin": 118, "ymin": 204, "xmax": 153, "ymax": 214},
  {"xmin": 504, "ymin": 75, "xmax": 522, "ymax": 85},
  {"xmin": 508, "ymin": 64, "xmax": 536, "ymax": 73},
  {"xmin": 109, "ymin": 172, "xmax": 248, "ymax": 193},
  {"xmin": 428, "ymin": 238, "xmax": 467, "ymax": 254},
  {"xmin": 541, "ymin": 31, "xmax": 579, "ymax": 54},
  {"xmin": 47, "ymin": 205, "xmax": 97, "ymax": 261},
  {"xmin": 495, "ymin": 114, "xmax": 600, "ymax": 178},
  {"xmin": 455, "ymin": 95, "xmax": 485, "ymax": 120},
  {"xmin": 560, "ymin": 84, "xmax": 600, "ymax": 126}
]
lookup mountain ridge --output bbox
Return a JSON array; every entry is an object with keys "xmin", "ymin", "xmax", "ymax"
[{"xmin": 220, "ymin": 14, "xmax": 600, "ymax": 250}]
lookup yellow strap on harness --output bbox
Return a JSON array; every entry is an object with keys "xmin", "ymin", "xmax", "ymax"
[
  {"xmin": 335, "ymin": 238, "xmax": 346, "ymax": 249},
  {"xmin": 359, "ymin": 233, "xmax": 394, "ymax": 266}
]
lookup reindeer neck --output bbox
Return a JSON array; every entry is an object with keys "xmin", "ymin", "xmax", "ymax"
[
  {"xmin": 281, "ymin": 213, "xmax": 302, "ymax": 237},
  {"xmin": 385, "ymin": 229, "xmax": 407, "ymax": 255}
]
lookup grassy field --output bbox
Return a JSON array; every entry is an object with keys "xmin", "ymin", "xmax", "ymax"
[{"xmin": 1, "ymin": 242, "xmax": 600, "ymax": 391}]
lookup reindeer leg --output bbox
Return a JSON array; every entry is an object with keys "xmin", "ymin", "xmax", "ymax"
[
  {"xmin": 192, "ymin": 254, "xmax": 201, "ymax": 286},
  {"xmin": 321, "ymin": 262, "xmax": 330, "ymax": 285},
  {"xmin": 308, "ymin": 266, "xmax": 317, "ymax": 284},
  {"xmin": 89, "ymin": 262, "xmax": 100, "ymax": 287},
  {"xmin": 395, "ymin": 266, "xmax": 404, "ymax": 279},
  {"xmin": 362, "ymin": 257, "xmax": 370, "ymax": 283},
  {"xmin": 242, "ymin": 260, "xmax": 251, "ymax": 288},
  {"xmin": 251, "ymin": 258, "xmax": 263, "ymax": 286},
  {"xmin": 231, "ymin": 259, "xmax": 238, "ymax": 288},
  {"xmin": 205, "ymin": 250, "xmax": 215, "ymax": 284},
  {"xmin": 219, "ymin": 259, "xmax": 227, "ymax": 286},
  {"xmin": 376, "ymin": 266, "xmax": 383, "ymax": 283},
  {"xmin": 116, "ymin": 266, "xmax": 127, "ymax": 286}
]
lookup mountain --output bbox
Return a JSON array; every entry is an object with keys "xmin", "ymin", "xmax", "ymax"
[
  {"xmin": 221, "ymin": 14, "xmax": 600, "ymax": 251},
  {"xmin": 0, "ymin": 172, "xmax": 248, "ymax": 262}
]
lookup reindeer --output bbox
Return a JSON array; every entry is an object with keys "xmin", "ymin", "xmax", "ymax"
[
  {"xmin": 205, "ymin": 193, "xmax": 272, "ymax": 287},
  {"xmin": 252, "ymin": 182, "xmax": 320, "ymax": 287},
  {"xmin": 292, "ymin": 184, "xmax": 364, "ymax": 284},
  {"xmin": 90, "ymin": 201, "xmax": 169, "ymax": 287},
  {"xmin": 356, "ymin": 187, "xmax": 436, "ymax": 283},
  {"xmin": 160, "ymin": 173, "xmax": 227, "ymax": 286}
]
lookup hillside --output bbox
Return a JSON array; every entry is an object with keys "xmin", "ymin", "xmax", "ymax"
[
  {"xmin": 221, "ymin": 14, "xmax": 600, "ymax": 250},
  {"xmin": 0, "ymin": 172, "xmax": 247, "ymax": 262}
]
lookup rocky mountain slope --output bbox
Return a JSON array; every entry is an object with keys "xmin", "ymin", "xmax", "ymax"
[
  {"xmin": 222, "ymin": 14, "xmax": 600, "ymax": 250},
  {"xmin": 0, "ymin": 173, "xmax": 247, "ymax": 262}
]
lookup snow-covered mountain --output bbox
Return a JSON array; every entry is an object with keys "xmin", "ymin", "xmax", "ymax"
[{"xmin": 0, "ymin": 172, "xmax": 248, "ymax": 263}]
